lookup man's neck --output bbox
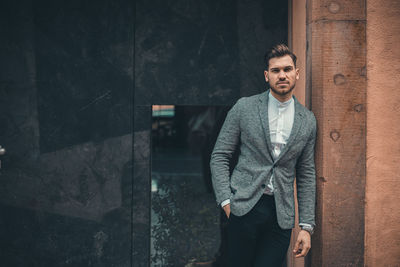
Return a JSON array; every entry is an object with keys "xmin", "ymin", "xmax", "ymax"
[{"xmin": 270, "ymin": 90, "xmax": 294, "ymax": 103}]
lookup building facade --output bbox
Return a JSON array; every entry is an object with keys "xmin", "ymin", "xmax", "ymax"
[{"xmin": 0, "ymin": 0, "xmax": 399, "ymax": 266}]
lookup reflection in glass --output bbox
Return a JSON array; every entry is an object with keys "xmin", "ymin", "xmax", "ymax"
[{"xmin": 151, "ymin": 106, "xmax": 231, "ymax": 267}]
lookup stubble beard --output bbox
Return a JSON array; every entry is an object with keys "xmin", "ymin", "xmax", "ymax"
[{"xmin": 270, "ymin": 83, "xmax": 296, "ymax": 97}]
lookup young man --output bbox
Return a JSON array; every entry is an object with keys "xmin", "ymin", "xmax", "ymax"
[{"xmin": 210, "ymin": 44, "xmax": 316, "ymax": 267}]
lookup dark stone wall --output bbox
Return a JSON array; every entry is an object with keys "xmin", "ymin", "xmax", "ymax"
[
  {"xmin": 34, "ymin": 0, "xmax": 133, "ymax": 153},
  {"xmin": 0, "ymin": 0, "xmax": 287, "ymax": 266},
  {"xmin": 0, "ymin": 1, "xmax": 133, "ymax": 266},
  {"xmin": 135, "ymin": 0, "xmax": 240, "ymax": 105}
]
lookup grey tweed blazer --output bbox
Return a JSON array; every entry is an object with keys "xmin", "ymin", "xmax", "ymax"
[{"xmin": 210, "ymin": 90, "xmax": 316, "ymax": 229}]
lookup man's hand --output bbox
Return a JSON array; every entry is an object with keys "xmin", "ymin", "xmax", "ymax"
[
  {"xmin": 293, "ymin": 230, "xmax": 311, "ymax": 258},
  {"xmin": 222, "ymin": 203, "xmax": 231, "ymax": 218}
]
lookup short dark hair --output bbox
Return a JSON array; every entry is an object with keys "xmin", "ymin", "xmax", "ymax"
[{"xmin": 264, "ymin": 44, "xmax": 297, "ymax": 70}]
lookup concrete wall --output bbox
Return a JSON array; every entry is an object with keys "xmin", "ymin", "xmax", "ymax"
[{"xmin": 365, "ymin": 0, "xmax": 400, "ymax": 266}]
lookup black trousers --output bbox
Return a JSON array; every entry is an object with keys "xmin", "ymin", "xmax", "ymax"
[{"xmin": 227, "ymin": 194, "xmax": 292, "ymax": 267}]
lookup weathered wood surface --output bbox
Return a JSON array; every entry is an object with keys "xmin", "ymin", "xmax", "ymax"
[
  {"xmin": 308, "ymin": 1, "xmax": 366, "ymax": 266},
  {"xmin": 365, "ymin": 0, "xmax": 400, "ymax": 266}
]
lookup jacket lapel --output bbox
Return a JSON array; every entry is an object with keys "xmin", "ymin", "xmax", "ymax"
[
  {"xmin": 275, "ymin": 97, "xmax": 304, "ymax": 163},
  {"xmin": 258, "ymin": 91, "xmax": 274, "ymax": 162}
]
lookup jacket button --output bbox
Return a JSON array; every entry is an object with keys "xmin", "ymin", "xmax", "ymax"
[{"xmin": 261, "ymin": 184, "xmax": 266, "ymax": 188}]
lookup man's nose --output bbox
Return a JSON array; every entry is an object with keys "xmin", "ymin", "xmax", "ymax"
[{"xmin": 278, "ymin": 71, "xmax": 286, "ymax": 79}]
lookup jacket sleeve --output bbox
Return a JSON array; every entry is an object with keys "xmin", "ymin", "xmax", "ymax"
[
  {"xmin": 210, "ymin": 99, "xmax": 241, "ymax": 205},
  {"xmin": 295, "ymin": 115, "xmax": 317, "ymax": 227}
]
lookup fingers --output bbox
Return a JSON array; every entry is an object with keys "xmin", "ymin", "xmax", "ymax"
[
  {"xmin": 223, "ymin": 204, "xmax": 231, "ymax": 218},
  {"xmin": 224, "ymin": 208, "xmax": 229, "ymax": 218},
  {"xmin": 293, "ymin": 239, "xmax": 301, "ymax": 254},
  {"xmin": 295, "ymin": 244, "xmax": 310, "ymax": 258},
  {"xmin": 293, "ymin": 232, "xmax": 311, "ymax": 258}
]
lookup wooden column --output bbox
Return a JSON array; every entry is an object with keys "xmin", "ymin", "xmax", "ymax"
[
  {"xmin": 365, "ymin": 0, "xmax": 400, "ymax": 266},
  {"xmin": 288, "ymin": 0, "xmax": 307, "ymax": 266},
  {"xmin": 307, "ymin": 1, "xmax": 366, "ymax": 266}
]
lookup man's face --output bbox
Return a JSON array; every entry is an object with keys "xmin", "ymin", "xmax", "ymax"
[{"xmin": 264, "ymin": 55, "xmax": 299, "ymax": 98}]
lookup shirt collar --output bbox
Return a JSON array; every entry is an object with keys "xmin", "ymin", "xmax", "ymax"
[{"xmin": 268, "ymin": 91, "xmax": 293, "ymax": 108}]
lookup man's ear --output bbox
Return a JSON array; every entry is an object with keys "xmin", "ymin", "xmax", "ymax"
[
  {"xmin": 295, "ymin": 68, "xmax": 300, "ymax": 80},
  {"xmin": 264, "ymin": 70, "xmax": 269, "ymax": 83}
]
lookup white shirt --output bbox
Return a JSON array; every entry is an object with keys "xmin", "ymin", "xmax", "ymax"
[
  {"xmin": 264, "ymin": 92, "xmax": 294, "ymax": 194},
  {"xmin": 267, "ymin": 92, "xmax": 312, "ymax": 228}
]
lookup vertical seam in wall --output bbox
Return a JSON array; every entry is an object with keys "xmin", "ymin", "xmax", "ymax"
[
  {"xmin": 305, "ymin": 0, "xmax": 312, "ymax": 111},
  {"xmin": 305, "ymin": 1, "xmax": 322, "ymax": 266},
  {"xmin": 288, "ymin": 0, "xmax": 293, "ymax": 49},
  {"xmin": 131, "ymin": 0, "xmax": 136, "ymax": 265},
  {"xmin": 363, "ymin": 0, "xmax": 368, "ymax": 265},
  {"xmin": 148, "ymin": 108, "xmax": 152, "ymax": 267}
]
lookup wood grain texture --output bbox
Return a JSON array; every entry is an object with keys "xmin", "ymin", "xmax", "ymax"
[
  {"xmin": 288, "ymin": 0, "xmax": 307, "ymax": 266},
  {"xmin": 365, "ymin": 0, "xmax": 400, "ymax": 266},
  {"xmin": 307, "ymin": 0, "xmax": 365, "ymax": 23},
  {"xmin": 308, "ymin": 17, "xmax": 366, "ymax": 267}
]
